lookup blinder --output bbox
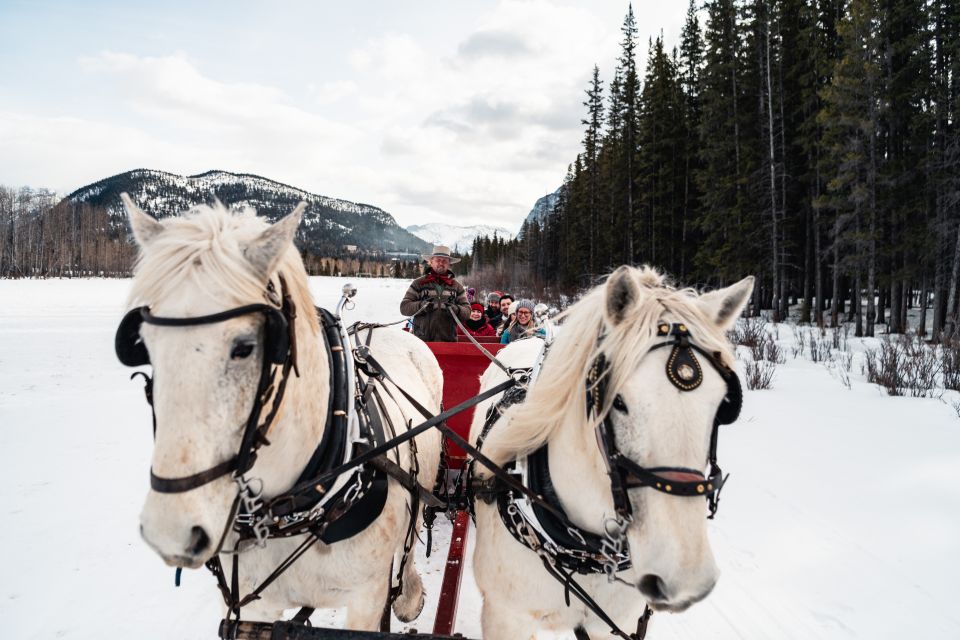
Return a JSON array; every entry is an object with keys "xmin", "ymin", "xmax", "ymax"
[
  {"xmin": 114, "ymin": 276, "xmax": 298, "ymax": 494},
  {"xmin": 654, "ymin": 322, "xmax": 742, "ymax": 426},
  {"xmin": 114, "ymin": 304, "xmax": 290, "ymax": 368},
  {"xmin": 589, "ymin": 322, "xmax": 743, "ymax": 519},
  {"xmin": 116, "ymin": 307, "xmax": 150, "ymax": 367}
]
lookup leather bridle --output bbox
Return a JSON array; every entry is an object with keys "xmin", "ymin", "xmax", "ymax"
[
  {"xmin": 589, "ymin": 322, "xmax": 742, "ymax": 521},
  {"xmin": 115, "ymin": 275, "xmax": 299, "ymax": 494}
]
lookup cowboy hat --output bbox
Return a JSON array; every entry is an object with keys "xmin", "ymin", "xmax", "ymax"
[{"xmin": 421, "ymin": 245, "xmax": 461, "ymax": 264}]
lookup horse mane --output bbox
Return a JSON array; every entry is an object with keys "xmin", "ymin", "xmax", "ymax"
[
  {"xmin": 127, "ymin": 202, "xmax": 319, "ymax": 336},
  {"xmin": 485, "ymin": 265, "xmax": 735, "ymax": 462}
]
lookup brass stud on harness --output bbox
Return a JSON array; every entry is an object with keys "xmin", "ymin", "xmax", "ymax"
[
  {"xmin": 333, "ymin": 410, "xmax": 346, "ymax": 416},
  {"xmin": 696, "ymin": 484, "xmax": 705, "ymax": 494},
  {"xmin": 707, "ymin": 483, "xmax": 714, "ymax": 491},
  {"xmin": 665, "ymin": 485, "xmax": 673, "ymax": 492}
]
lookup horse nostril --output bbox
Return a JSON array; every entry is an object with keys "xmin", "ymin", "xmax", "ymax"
[
  {"xmin": 188, "ymin": 526, "xmax": 211, "ymax": 556},
  {"xmin": 638, "ymin": 574, "xmax": 668, "ymax": 601}
]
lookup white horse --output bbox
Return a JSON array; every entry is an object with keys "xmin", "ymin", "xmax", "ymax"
[
  {"xmin": 121, "ymin": 196, "xmax": 441, "ymax": 630},
  {"xmin": 470, "ymin": 266, "xmax": 754, "ymax": 639}
]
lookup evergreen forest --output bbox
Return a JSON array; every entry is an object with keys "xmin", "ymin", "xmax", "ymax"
[{"xmin": 470, "ymin": 0, "xmax": 960, "ymax": 339}]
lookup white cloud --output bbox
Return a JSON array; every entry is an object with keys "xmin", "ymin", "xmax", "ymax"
[
  {"xmin": 3, "ymin": 0, "xmax": 689, "ymax": 229},
  {"xmin": 308, "ymin": 80, "xmax": 359, "ymax": 105}
]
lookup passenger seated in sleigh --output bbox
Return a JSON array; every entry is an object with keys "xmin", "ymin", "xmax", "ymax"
[{"xmin": 457, "ymin": 302, "xmax": 497, "ymax": 338}]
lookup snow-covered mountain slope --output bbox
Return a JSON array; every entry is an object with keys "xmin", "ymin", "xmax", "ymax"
[
  {"xmin": 406, "ymin": 222, "xmax": 513, "ymax": 253},
  {"xmin": 67, "ymin": 169, "xmax": 429, "ymax": 255},
  {"xmin": 522, "ymin": 187, "xmax": 562, "ymax": 228}
]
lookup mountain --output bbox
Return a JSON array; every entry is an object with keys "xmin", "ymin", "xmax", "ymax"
[
  {"xmin": 406, "ymin": 223, "xmax": 513, "ymax": 253},
  {"xmin": 66, "ymin": 169, "xmax": 430, "ymax": 255},
  {"xmin": 522, "ymin": 188, "xmax": 562, "ymax": 228}
]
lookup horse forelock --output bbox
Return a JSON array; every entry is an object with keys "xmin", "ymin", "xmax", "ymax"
[
  {"xmin": 495, "ymin": 266, "xmax": 735, "ymax": 459},
  {"xmin": 127, "ymin": 202, "xmax": 318, "ymax": 335}
]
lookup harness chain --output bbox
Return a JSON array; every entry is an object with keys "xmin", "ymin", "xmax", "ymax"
[
  {"xmin": 467, "ymin": 358, "xmax": 649, "ymax": 640},
  {"xmin": 364, "ymin": 350, "xmax": 649, "ymax": 639},
  {"xmin": 464, "ymin": 323, "xmax": 741, "ymax": 639},
  {"xmin": 123, "ymin": 274, "xmax": 738, "ymax": 638},
  {"xmin": 208, "ymin": 324, "xmax": 522, "ymax": 634}
]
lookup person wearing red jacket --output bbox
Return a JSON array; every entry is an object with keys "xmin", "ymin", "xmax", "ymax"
[{"xmin": 458, "ymin": 302, "xmax": 497, "ymax": 337}]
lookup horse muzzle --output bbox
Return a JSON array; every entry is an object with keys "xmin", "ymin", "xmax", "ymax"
[
  {"xmin": 140, "ymin": 488, "xmax": 220, "ymax": 569},
  {"xmin": 140, "ymin": 522, "xmax": 213, "ymax": 568},
  {"xmin": 636, "ymin": 572, "xmax": 717, "ymax": 613}
]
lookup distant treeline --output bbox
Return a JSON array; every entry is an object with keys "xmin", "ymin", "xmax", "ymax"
[
  {"xmin": 0, "ymin": 185, "xmax": 440, "ymax": 279},
  {"xmin": 0, "ymin": 186, "xmax": 136, "ymax": 278},
  {"xmin": 470, "ymin": 0, "xmax": 960, "ymax": 339}
]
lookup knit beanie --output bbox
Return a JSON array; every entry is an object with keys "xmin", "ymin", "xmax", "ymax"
[
  {"xmin": 470, "ymin": 302, "xmax": 485, "ymax": 312},
  {"xmin": 486, "ymin": 292, "xmax": 501, "ymax": 304},
  {"xmin": 516, "ymin": 299, "xmax": 535, "ymax": 313}
]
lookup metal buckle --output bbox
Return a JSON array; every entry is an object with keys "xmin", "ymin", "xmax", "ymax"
[
  {"xmin": 353, "ymin": 344, "xmax": 370, "ymax": 364},
  {"xmin": 599, "ymin": 514, "xmax": 632, "ymax": 582},
  {"xmin": 234, "ymin": 474, "xmax": 270, "ymax": 549}
]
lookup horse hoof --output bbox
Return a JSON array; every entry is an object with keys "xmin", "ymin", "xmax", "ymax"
[{"xmin": 392, "ymin": 587, "xmax": 426, "ymax": 622}]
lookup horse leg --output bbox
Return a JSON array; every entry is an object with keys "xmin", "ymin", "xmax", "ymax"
[
  {"xmin": 343, "ymin": 575, "xmax": 391, "ymax": 631},
  {"xmin": 390, "ymin": 549, "xmax": 425, "ymax": 622},
  {"xmin": 480, "ymin": 598, "xmax": 538, "ymax": 640}
]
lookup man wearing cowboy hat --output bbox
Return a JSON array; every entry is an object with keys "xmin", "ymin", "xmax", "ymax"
[{"xmin": 399, "ymin": 245, "xmax": 472, "ymax": 342}]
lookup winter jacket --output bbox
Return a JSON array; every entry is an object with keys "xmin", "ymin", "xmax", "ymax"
[
  {"xmin": 484, "ymin": 307, "xmax": 502, "ymax": 331},
  {"xmin": 399, "ymin": 268, "xmax": 471, "ymax": 342},
  {"xmin": 500, "ymin": 321, "xmax": 544, "ymax": 344},
  {"xmin": 496, "ymin": 315, "xmax": 512, "ymax": 336},
  {"xmin": 458, "ymin": 317, "xmax": 497, "ymax": 337}
]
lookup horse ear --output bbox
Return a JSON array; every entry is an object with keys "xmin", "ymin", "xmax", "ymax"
[
  {"xmin": 698, "ymin": 276, "xmax": 755, "ymax": 331},
  {"xmin": 121, "ymin": 193, "xmax": 163, "ymax": 247},
  {"xmin": 244, "ymin": 202, "xmax": 306, "ymax": 279},
  {"xmin": 604, "ymin": 266, "xmax": 639, "ymax": 326}
]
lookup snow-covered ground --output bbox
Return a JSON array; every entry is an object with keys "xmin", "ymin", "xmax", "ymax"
[{"xmin": 1, "ymin": 277, "xmax": 958, "ymax": 639}]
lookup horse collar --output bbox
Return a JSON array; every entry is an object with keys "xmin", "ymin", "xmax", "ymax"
[{"xmin": 244, "ymin": 307, "xmax": 391, "ymax": 545}]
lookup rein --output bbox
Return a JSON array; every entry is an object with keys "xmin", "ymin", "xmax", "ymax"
[
  {"xmin": 470, "ymin": 322, "xmax": 744, "ymax": 640},
  {"xmin": 118, "ymin": 284, "xmax": 534, "ymax": 634},
  {"xmin": 119, "ymin": 278, "xmax": 742, "ymax": 639}
]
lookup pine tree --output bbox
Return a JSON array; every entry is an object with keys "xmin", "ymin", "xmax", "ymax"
[
  {"xmin": 696, "ymin": 0, "xmax": 755, "ymax": 284},
  {"xmin": 818, "ymin": 0, "xmax": 882, "ymax": 334},
  {"xmin": 582, "ymin": 65, "xmax": 605, "ymax": 275},
  {"xmin": 930, "ymin": 0, "xmax": 960, "ymax": 338},
  {"xmin": 637, "ymin": 36, "xmax": 686, "ymax": 273},
  {"xmin": 878, "ymin": 0, "xmax": 933, "ymax": 335},
  {"xmin": 678, "ymin": 0, "xmax": 706, "ymax": 279},
  {"xmin": 610, "ymin": 4, "xmax": 641, "ymax": 265}
]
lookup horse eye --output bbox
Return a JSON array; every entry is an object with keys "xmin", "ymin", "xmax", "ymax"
[
  {"xmin": 612, "ymin": 395, "xmax": 628, "ymax": 413},
  {"xmin": 230, "ymin": 341, "xmax": 255, "ymax": 359}
]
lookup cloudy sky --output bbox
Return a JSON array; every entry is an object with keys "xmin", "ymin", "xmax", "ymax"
[{"xmin": 0, "ymin": 0, "xmax": 687, "ymax": 231}]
